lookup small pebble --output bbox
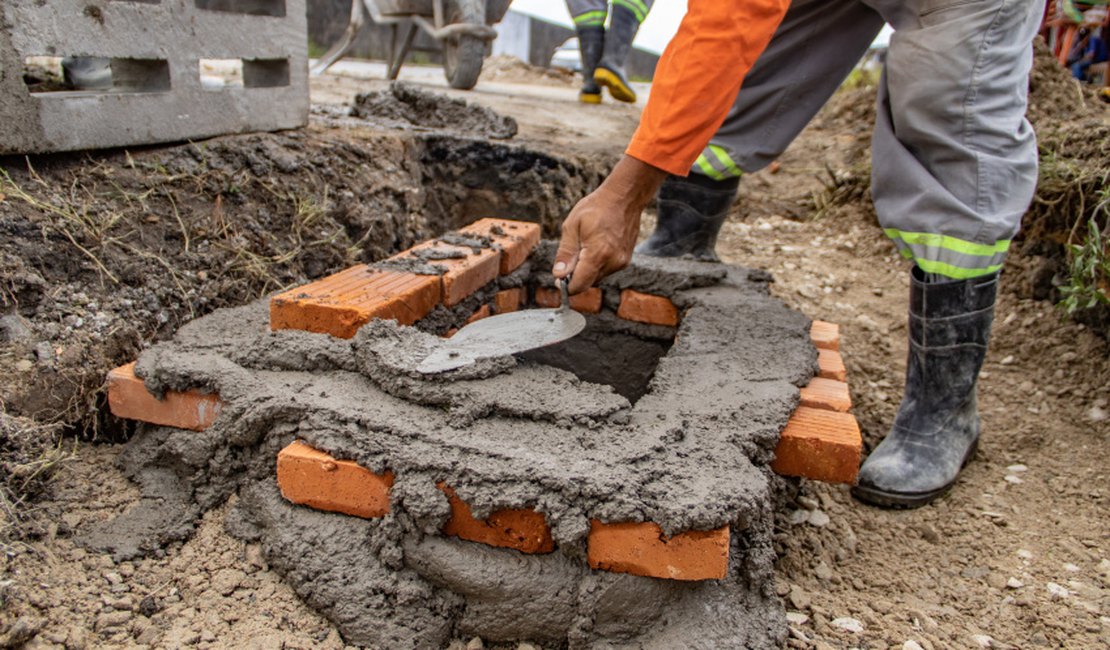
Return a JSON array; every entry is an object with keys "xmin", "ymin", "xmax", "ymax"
[
  {"xmin": 814, "ymin": 561, "xmax": 834, "ymax": 581},
  {"xmin": 785, "ymin": 612, "xmax": 809, "ymax": 625},
  {"xmin": 1047, "ymin": 582, "xmax": 1069, "ymax": 600},
  {"xmin": 787, "ymin": 510, "xmax": 810, "ymax": 525},
  {"xmin": 789, "ymin": 585, "xmax": 811, "ymax": 610},
  {"xmin": 1006, "ymin": 464, "xmax": 1028, "ymax": 473},
  {"xmin": 1006, "ymin": 577, "xmax": 1024, "ymax": 589},
  {"xmin": 808, "ymin": 510, "xmax": 830, "ymax": 527},
  {"xmin": 903, "ymin": 641, "xmax": 925, "ymax": 650},
  {"xmin": 1017, "ymin": 549, "xmax": 1034, "ymax": 560},
  {"xmin": 796, "ymin": 495, "xmax": 820, "ymax": 511},
  {"xmin": 1004, "ymin": 475, "xmax": 1023, "ymax": 485},
  {"xmin": 831, "ymin": 617, "xmax": 863, "ymax": 633},
  {"xmin": 1089, "ymin": 406, "xmax": 1108, "ymax": 422},
  {"xmin": 467, "ymin": 637, "xmax": 485, "ymax": 650},
  {"xmin": 1000, "ymin": 355, "xmax": 1015, "ymax": 365},
  {"xmin": 1063, "ymin": 563, "xmax": 1080, "ymax": 572},
  {"xmin": 972, "ymin": 633, "xmax": 994, "ymax": 648}
]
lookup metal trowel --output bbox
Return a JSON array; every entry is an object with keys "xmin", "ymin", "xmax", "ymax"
[{"xmin": 417, "ymin": 278, "xmax": 586, "ymax": 374}]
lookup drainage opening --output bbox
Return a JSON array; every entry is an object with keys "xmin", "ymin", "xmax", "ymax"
[{"xmin": 519, "ymin": 316, "xmax": 672, "ymax": 404}]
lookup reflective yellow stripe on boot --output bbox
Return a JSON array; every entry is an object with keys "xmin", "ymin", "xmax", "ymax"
[{"xmin": 594, "ymin": 68, "xmax": 636, "ymax": 103}]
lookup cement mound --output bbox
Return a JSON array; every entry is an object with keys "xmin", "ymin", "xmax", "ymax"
[
  {"xmin": 86, "ymin": 250, "xmax": 817, "ymax": 647},
  {"xmin": 351, "ymin": 82, "xmax": 518, "ymax": 139}
]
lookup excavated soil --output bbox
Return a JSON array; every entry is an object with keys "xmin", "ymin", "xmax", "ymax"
[{"xmin": 1, "ymin": 46, "xmax": 1108, "ymax": 650}]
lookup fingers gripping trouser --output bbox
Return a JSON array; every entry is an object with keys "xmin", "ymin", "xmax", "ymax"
[
  {"xmin": 690, "ymin": 0, "xmax": 1045, "ymax": 280},
  {"xmin": 565, "ymin": 0, "xmax": 654, "ymax": 29}
]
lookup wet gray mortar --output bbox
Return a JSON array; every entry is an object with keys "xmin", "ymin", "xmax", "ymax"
[{"xmin": 86, "ymin": 243, "xmax": 818, "ymax": 649}]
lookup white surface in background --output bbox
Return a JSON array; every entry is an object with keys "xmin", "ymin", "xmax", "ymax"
[{"xmin": 509, "ymin": 1, "xmax": 893, "ymax": 55}]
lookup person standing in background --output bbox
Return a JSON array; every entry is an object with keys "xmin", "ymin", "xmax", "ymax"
[{"xmin": 565, "ymin": 0, "xmax": 654, "ymax": 104}]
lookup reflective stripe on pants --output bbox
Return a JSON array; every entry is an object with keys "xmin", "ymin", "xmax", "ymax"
[{"xmin": 689, "ymin": 0, "xmax": 1044, "ymax": 279}]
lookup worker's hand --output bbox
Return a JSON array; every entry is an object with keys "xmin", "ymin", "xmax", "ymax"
[{"xmin": 553, "ymin": 155, "xmax": 668, "ymax": 294}]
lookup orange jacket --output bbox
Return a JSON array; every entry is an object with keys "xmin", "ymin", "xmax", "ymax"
[{"xmin": 626, "ymin": 0, "xmax": 790, "ymax": 177}]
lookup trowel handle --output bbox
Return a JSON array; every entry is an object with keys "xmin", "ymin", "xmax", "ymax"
[{"xmin": 556, "ymin": 274, "xmax": 572, "ymax": 312}]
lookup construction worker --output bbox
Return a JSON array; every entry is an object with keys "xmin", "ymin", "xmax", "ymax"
[
  {"xmin": 554, "ymin": 0, "xmax": 1046, "ymax": 508},
  {"xmin": 566, "ymin": 0, "xmax": 654, "ymax": 103}
]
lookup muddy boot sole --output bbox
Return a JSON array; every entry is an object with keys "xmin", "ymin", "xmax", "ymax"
[
  {"xmin": 594, "ymin": 67, "xmax": 636, "ymax": 103},
  {"xmin": 851, "ymin": 438, "xmax": 979, "ymax": 509}
]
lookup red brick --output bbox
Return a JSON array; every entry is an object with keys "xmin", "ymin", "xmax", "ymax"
[
  {"xmin": 270, "ymin": 265, "xmax": 442, "ymax": 338},
  {"xmin": 493, "ymin": 288, "xmax": 525, "ymax": 314},
  {"xmin": 772, "ymin": 406, "xmax": 861, "ymax": 484},
  {"xmin": 460, "ymin": 218, "xmax": 542, "ymax": 275},
  {"xmin": 817, "ymin": 348, "xmax": 847, "ymax": 382},
  {"xmin": 533, "ymin": 287, "xmax": 602, "ymax": 313},
  {"xmin": 465, "ymin": 304, "xmax": 492, "ymax": 324},
  {"xmin": 439, "ymin": 484, "xmax": 554, "ymax": 554},
  {"xmin": 395, "ymin": 240, "xmax": 501, "ymax": 307},
  {"xmin": 107, "ymin": 362, "xmax": 222, "ymax": 431},
  {"xmin": 587, "ymin": 521, "xmax": 729, "ymax": 581},
  {"xmin": 616, "ymin": 290, "xmax": 680, "ymax": 327},
  {"xmin": 799, "ymin": 377, "xmax": 852, "ymax": 413},
  {"xmin": 810, "ymin": 320, "xmax": 840, "ymax": 351},
  {"xmin": 277, "ymin": 441, "xmax": 393, "ymax": 519}
]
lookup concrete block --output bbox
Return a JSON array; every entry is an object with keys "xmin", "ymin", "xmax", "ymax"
[{"xmin": 0, "ymin": 0, "xmax": 308, "ymax": 153}]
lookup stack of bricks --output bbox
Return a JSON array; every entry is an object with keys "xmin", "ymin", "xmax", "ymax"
[{"xmin": 106, "ymin": 217, "xmax": 861, "ymax": 583}]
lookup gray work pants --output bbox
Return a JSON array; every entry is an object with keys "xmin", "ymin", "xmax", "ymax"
[
  {"xmin": 695, "ymin": 0, "xmax": 1045, "ymax": 279},
  {"xmin": 566, "ymin": 0, "xmax": 654, "ymax": 28}
]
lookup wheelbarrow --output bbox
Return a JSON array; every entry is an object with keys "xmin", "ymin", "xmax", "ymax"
[{"xmin": 312, "ymin": 0, "xmax": 511, "ymax": 90}]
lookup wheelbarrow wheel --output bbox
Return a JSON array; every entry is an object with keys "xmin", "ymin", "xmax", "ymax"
[{"xmin": 443, "ymin": 0, "xmax": 486, "ymax": 90}]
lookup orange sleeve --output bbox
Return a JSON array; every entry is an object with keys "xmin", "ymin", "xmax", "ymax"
[{"xmin": 626, "ymin": 0, "xmax": 790, "ymax": 177}]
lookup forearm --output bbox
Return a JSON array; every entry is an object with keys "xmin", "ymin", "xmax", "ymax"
[{"xmin": 596, "ymin": 155, "xmax": 669, "ymax": 216}]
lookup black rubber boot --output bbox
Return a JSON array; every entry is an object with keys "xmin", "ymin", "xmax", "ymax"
[
  {"xmin": 576, "ymin": 26, "xmax": 605, "ymax": 104},
  {"xmin": 852, "ymin": 266, "xmax": 999, "ymax": 508},
  {"xmin": 593, "ymin": 4, "xmax": 640, "ymax": 103},
  {"xmin": 635, "ymin": 173, "xmax": 740, "ymax": 262}
]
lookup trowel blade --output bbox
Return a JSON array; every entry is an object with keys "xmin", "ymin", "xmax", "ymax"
[{"xmin": 417, "ymin": 307, "xmax": 586, "ymax": 374}]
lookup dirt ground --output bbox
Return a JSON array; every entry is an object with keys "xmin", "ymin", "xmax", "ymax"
[{"xmin": 1, "ymin": 48, "xmax": 1108, "ymax": 650}]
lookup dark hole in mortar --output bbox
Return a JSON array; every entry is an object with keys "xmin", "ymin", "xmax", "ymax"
[{"xmin": 518, "ymin": 316, "xmax": 672, "ymax": 404}]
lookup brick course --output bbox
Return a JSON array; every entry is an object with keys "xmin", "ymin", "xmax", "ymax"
[
  {"xmin": 587, "ymin": 521, "xmax": 730, "ymax": 581},
  {"xmin": 616, "ymin": 290, "xmax": 680, "ymax": 327},
  {"xmin": 270, "ymin": 266, "xmax": 441, "ymax": 338},
  {"xmin": 107, "ymin": 362, "xmax": 222, "ymax": 431},
  {"xmin": 439, "ymin": 484, "xmax": 555, "ymax": 554},
  {"xmin": 277, "ymin": 441, "xmax": 393, "ymax": 519}
]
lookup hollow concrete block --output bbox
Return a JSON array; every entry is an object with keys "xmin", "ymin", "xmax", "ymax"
[{"xmin": 0, "ymin": 0, "xmax": 308, "ymax": 154}]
